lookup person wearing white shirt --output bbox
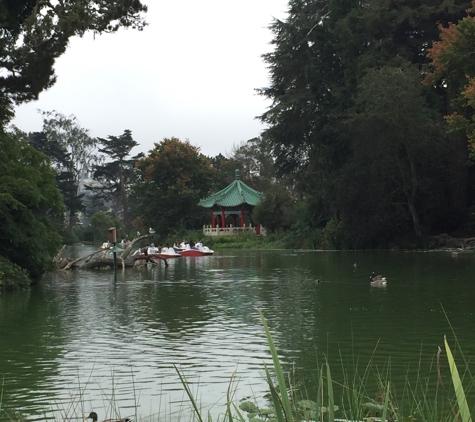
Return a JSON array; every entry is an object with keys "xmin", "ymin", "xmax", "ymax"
[{"xmin": 148, "ymin": 243, "xmax": 159, "ymax": 255}]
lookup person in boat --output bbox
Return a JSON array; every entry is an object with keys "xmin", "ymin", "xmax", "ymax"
[
  {"xmin": 148, "ymin": 243, "xmax": 159, "ymax": 255},
  {"xmin": 180, "ymin": 239, "xmax": 187, "ymax": 249},
  {"xmin": 195, "ymin": 240, "xmax": 203, "ymax": 248},
  {"xmin": 189, "ymin": 240, "xmax": 195, "ymax": 248}
]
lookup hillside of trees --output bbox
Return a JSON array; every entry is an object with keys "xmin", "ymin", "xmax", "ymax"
[{"xmin": 2, "ymin": 0, "xmax": 475, "ymax": 290}]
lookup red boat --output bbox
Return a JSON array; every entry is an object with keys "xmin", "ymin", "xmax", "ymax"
[{"xmin": 179, "ymin": 246, "xmax": 214, "ymax": 257}]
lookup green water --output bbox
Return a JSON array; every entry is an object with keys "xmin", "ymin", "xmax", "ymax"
[{"xmin": 1, "ymin": 247, "xmax": 474, "ymax": 421}]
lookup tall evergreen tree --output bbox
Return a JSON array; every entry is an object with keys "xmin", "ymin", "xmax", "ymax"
[{"xmin": 89, "ymin": 129, "xmax": 142, "ymax": 229}]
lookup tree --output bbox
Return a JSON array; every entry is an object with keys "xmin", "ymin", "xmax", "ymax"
[
  {"xmin": 0, "ymin": 0, "xmax": 147, "ymax": 125},
  {"xmin": 209, "ymin": 153, "xmax": 236, "ymax": 189},
  {"xmin": 39, "ymin": 110, "xmax": 99, "ymax": 235},
  {"xmin": 257, "ymin": 0, "xmax": 471, "ymax": 245},
  {"xmin": 425, "ymin": 6, "xmax": 475, "ymax": 155},
  {"xmin": 229, "ymin": 137, "xmax": 277, "ymax": 191},
  {"xmin": 28, "ymin": 129, "xmax": 83, "ymax": 239},
  {"xmin": 0, "ymin": 130, "xmax": 64, "ymax": 279},
  {"xmin": 338, "ymin": 65, "xmax": 451, "ymax": 243},
  {"xmin": 252, "ymin": 185, "xmax": 293, "ymax": 233},
  {"xmin": 90, "ymin": 211, "xmax": 123, "ymax": 243},
  {"xmin": 133, "ymin": 138, "xmax": 215, "ymax": 235},
  {"xmin": 88, "ymin": 130, "xmax": 142, "ymax": 230}
]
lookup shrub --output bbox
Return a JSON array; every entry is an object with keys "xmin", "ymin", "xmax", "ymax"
[{"xmin": 0, "ymin": 256, "xmax": 31, "ymax": 292}]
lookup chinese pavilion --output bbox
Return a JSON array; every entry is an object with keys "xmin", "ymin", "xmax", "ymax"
[{"xmin": 199, "ymin": 169, "xmax": 264, "ymax": 236}]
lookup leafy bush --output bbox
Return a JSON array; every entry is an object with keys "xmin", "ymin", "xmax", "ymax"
[
  {"xmin": 0, "ymin": 256, "xmax": 31, "ymax": 292},
  {"xmin": 73, "ymin": 225, "xmax": 95, "ymax": 242}
]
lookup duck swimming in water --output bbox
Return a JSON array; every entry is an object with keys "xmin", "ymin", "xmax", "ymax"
[
  {"xmin": 86, "ymin": 412, "xmax": 132, "ymax": 422},
  {"xmin": 370, "ymin": 272, "xmax": 387, "ymax": 287}
]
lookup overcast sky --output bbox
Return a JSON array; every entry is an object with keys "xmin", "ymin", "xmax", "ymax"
[{"xmin": 11, "ymin": 1, "xmax": 289, "ymax": 158}]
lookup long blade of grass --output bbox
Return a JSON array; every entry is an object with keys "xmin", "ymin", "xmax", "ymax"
[
  {"xmin": 260, "ymin": 311, "xmax": 294, "ymax": 422},
  {"xmin": 226, "ymin": 372, "xmax": 234, "ymax": 422},
  {"xmin": 316, "ymin": 368, "xmax": 323, "ymax": 422},
  {"xmin": 381, "ymin": 381, "xmax": 390, "ymax": 422},
  {"xmin": 264, "ymin": 363, "xmax": 286, "ymax": 422},
  {"xmin": 326, "ymin": 361, "xmax": 334, "ymax": 422},
  {"xmin": 444, "ymin": 335, "xmax": 472, "ymax": 422},
  {"xmin": 227, "ymin": 370, "xmax": 247, "ymax": 422},
  {"xmin": 174, "ymin": 364, "xmax": 204, "ymax": 422}
]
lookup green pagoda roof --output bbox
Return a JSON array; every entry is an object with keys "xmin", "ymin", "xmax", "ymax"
[{"xmin": 199, "ymin": 170, "xmax": 263, "ymax": 208}]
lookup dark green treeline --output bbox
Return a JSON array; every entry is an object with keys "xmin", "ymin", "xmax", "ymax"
[{"xmin": 257, "ymin": 0, "xmax": 473, "ymax": 248}]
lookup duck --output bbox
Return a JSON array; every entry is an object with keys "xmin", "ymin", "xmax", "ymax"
[
  {"xmin": 370, "ymin": 272, "xmax": 387, "ymax": 287},
  {"xmin": 86, "ymin": 412, "xmax": 132, "ymax": 422}
]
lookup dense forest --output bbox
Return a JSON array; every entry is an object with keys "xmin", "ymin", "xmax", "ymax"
[{"xmin": 2, "ymin": 0, "xmax": 475, "ymax": 290}]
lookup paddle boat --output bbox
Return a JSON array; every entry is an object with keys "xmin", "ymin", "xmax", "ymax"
[
  {"xmin": 179, "ymin": 246, "xmax": 214, "ymax": 257},
  {"xmin": 158, "ymin": 246, "xmax": 182, "ymax": 259}
]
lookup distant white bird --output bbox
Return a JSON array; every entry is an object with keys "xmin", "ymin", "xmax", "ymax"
[
  {"xmin": 149, "ymin": 228, "xmax": 155, "ymax": 234},
  {"xmin": 137, "ymin": 231, "xmax": 141, "ymax": 236}
]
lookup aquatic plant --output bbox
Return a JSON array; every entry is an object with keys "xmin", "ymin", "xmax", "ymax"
[{"xmin": 175, "ymin": 312, "xmax": 474, "ymax": 422}]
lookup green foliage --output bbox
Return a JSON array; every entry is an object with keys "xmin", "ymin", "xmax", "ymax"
[
  {"xmin": 176, "ymin": 313, "xmax": 475, "ymax": 422},
  {"xmin": 0, "ymin": 0, "xmax": 147, "ymax": 124},
  {"xmin": 133, "ymin": 137, "xmax": 215, "ymax": 235},
  {"xmin": 33, "ymin": 110, "xmax": 99, "ymax": 235},
  {"xmin": 228, "ymin": 137, "xmax": 277, "ymax": 191},
  {"xmin": 252, "ymin": 185, "xmax": 293, "ymax": 234},
  {"xmin": 0, "ymin": 256, "xmax": 31, "ymax": 292},
  {"xmin": 89, "ymin": 129, "xmax": 141, "ymax": 230},
  {"xmin": 203, "ymin": 233, "xmax": 286, "ymax": 250},
  {"xmin": 322, "ymin": 219, "xmax": 345, "ymax": 250},
  {"xmin": 89, "ymin": 212, "xmax": 123, "ymax": 243},
  {"xmin": 336, "ymin": 64, "xmax": 454, "ymax": 244},
  {"xmin": 0, "ymin": 131, "xmax": 64, "ymax": 279},
  {"xmin": 257, "ymin": 0, "xmax": 471, "ymax": 247},
  {"xmin": 73, "ymin": 225, "xmax": 95, "ymax": 242}
]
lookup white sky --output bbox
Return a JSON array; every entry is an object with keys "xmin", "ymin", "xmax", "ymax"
[{"xmin": 11, "ymin": 1, "xmax": 289, "ymax": 158}]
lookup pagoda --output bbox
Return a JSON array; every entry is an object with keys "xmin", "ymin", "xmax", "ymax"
[{"xmin": 199, "ymin": 169, "xmax": 264, "ymax": 236}]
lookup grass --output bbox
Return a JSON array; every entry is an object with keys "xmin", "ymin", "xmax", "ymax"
[
  {"xmin": 2, "ymin": 315, "xmax": 474, "ymax": 422},
  {"xmin": 176, "ymin": 312, "xmax": 474, "ymax": 422}
]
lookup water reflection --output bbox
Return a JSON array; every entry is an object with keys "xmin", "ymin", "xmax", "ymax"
[{"xmin": 1, "ymin": 249, "xmax": 475, "ymax": 421}]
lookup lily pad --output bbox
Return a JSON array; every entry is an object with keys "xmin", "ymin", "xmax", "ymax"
[
  {"xmin": 239, "ymin": 401, "xmax": 259, "ymax": 413},
  {"xmin": 300, "ymin": 410, "xmax": 318, "ymax": 419},
  {"xmin": 258, "ymin": 407, "xmax": 275, "ymax": 416},
  {"xmin": 320, "ymin": 405, "xmax": 339, "ymax": 413},
  {"xmin": 297, "ymin": 399, "xmax": 318, "ymax": 410}
]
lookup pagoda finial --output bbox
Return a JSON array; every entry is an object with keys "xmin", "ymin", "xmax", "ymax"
[{"xmin": 235, "ymin": 169, "xmax": 240, "ymax": 180}]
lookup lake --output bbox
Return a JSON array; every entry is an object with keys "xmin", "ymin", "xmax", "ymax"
[{"xmin": 1, "ymin": 246, "xmax": 474, "ymax": 422}]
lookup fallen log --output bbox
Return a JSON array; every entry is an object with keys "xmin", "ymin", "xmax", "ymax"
[
  {"xmin": 81, "ymin": 254, "xmax": 168, "ymax": 269},
  {"xmin": 54, "ymin": 245, "xmax": 68, "ymax": 265},
  {"xmin": 58, "ymin": 234, "xmax": 168, "ymax": 271},
  {"xmin": 63, "ymin": 248, "xmax": 107, "ymax": 270},
  {"xmin": 119, "ymin": 234, "xmax": 154, "ymax": 260}
]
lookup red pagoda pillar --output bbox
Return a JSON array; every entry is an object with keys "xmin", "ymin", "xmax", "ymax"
[
  {"xmin": 212, "ymin": 213, "xmax": 216, "ymax": 228},
  {"xmin": 221, "ymin": 209, "xmax": 226, "ymax": 228}
]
